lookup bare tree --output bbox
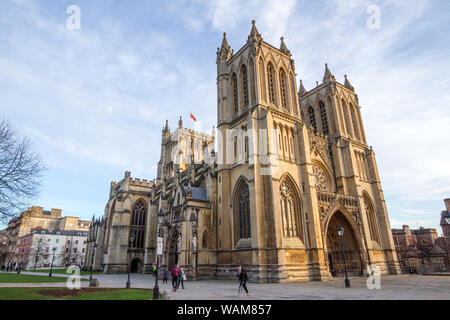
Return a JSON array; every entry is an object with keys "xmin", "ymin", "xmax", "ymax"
[{"xmin": 0, "ymin": 119, "xmax": 45, "ymax": 223}]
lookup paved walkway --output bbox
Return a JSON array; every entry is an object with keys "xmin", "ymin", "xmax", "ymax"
[{"xmin": 1, "ymin": 272, "xmax": 449, "ymax": 299}]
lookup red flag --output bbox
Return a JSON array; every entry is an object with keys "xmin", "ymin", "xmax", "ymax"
[{"xmin": 190, "ymin": 113, "xmax": 197, "ymax": 122}]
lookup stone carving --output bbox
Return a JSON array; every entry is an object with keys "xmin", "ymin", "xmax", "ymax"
[{"xmin": 312, "ymin": 164, "xmax": 329, "ymax": 192}]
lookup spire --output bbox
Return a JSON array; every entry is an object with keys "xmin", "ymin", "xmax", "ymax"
[
  {"xmin": 344, "ymin": 74, "xmax": 354, "ymax": 91},
  {"xmin": 279, "ymin": 37, "xmax": 291, "ymax": 56},
  {"xmin": 249, "ymin": 20, "xmax": 260, "ymax": 38},
  {"xmin": 247, "ymin": 20, "xmax": 262, "ymax": 51},
  {"xmin": 178, "ymin": 116, "xmax": 183, "ymax": 129},
  {"xmin": 217, "ymin": 32, "xmax": 232, "ymax": 62},
  {"xmin": 298, "ymin": 79, "xmax": 307, "ymax": 96},
  {"xmin": 92, "ymin": 214, "xmax": 95, "ymax": 222},
  {"xmin": 323, "ymin": 63, "xmax": 335, "ymax": 82}
]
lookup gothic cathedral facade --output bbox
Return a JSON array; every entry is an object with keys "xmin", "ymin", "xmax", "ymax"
[{"xmin": 88, "ymin": 21, "xmax": 401, "ymax": 282}]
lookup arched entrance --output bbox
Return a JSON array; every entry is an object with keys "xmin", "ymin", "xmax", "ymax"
[
  {"xmin": 168, "ymin": 230, "xmax": 179, "ymax": 268},
  {"xmin": 326, "ymin": 211, "xmax": 363, "ymax": 277},
  {"xmin": 130, "ymin": 258, "xmax": 142, "ymax": 273}
]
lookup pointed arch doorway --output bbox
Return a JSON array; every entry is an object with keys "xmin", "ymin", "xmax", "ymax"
[
  {"xmin": 168, "ymin": 229, "xmax": 179, "ymax": 268},
  {"xmin": 326, "ymin": 211, "xmax": 363, "ymax": 277}
]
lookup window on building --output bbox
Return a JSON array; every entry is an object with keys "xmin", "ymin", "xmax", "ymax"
[
  {"xmin": 267, "ymin": 63, "xmax": 276, "ymax": 104},
  {"xmin": 231, "ymin": 73, "xmax": 238, "ymax": 115},
  {"xmin": 234, "ymin": 180, "xmax": 251, "ymax": 243},
  {"xmin": 130, "ymin": 199, "xmax": 147, "ymax": 249},
  {"xmin": 280, "ymin": 177, "xmax": 302, "ymax": 238},
  {"xmin": 319, "ymin": 101, "xmax": 329, "ymax": 135},
  {"xmin": 279, "ymin": 68, "xmax": 288, "ymax": 111},
  {"xmin": 240, "ymin": 65, "xmax": 249, "ymax": 107},
  {"xmin": 308, "ymin": 107, "xmax": 317, "ymax": 132}
]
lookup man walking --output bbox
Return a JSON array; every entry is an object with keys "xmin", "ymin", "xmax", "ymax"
[
  {"xmin": 237, "ymin": 265, "xmax": 249, "ymax": 296},
  {"xmin": 163, "ymin": 268, "xmax": 169, "ymax": 284}
]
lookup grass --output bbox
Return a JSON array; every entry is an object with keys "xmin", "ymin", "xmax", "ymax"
[
  {"xmin": 0, "ymin": 273, "xmax": 88, "ymax": 283},
  {"xmin": 0, "ymin": 287, "xmax": 156, "ymax": 300},
  {"xmin": 26, "ymin": 268, "xmax": 102, "ymax": 276}
]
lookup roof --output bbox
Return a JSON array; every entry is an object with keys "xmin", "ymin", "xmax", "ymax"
[{"xmin": 31, "ymin": 230, "xmax": 88, "ymax": 237}]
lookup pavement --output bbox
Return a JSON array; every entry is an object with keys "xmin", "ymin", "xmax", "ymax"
[{"xmin": 0, "ymin": 271, "xmax": 449, "ymax": 300}]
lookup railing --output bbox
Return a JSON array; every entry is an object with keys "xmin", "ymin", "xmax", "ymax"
[{"xmin": 317, "ymin": 191, "xmax": 358, "ymax": 208}]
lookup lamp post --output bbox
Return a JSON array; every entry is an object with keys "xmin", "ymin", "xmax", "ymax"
[
  {"xmin": 194, "ymin": 208, "xmax": 199, "ymax": 280},
  {"xmin": 89, "ymin": 243, "xmax": 97, "ymax": 281},
  {"xmin": 126, "ymin": 231, "xmax": 135, "ymax": 289},
  {"xmin": 49, "ymin": 247, "xmax": 56, "ymax": 277},
  {"xmin": 337, "ymin": 226, "xmax": 350, "ymax": 288},
  {"xmin": 153, "ymin": 209, "xmax": 165, "ymax": 300}
]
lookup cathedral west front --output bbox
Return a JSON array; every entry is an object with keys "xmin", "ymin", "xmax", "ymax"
[{"xmin": 86, "ymin": 21, "xmax": 401, "ymax": 282}]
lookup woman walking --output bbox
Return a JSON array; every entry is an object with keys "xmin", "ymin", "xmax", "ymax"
[
  {"xmin": 178, "ymin": 266, "xmax": 186, "ymax": 289},
  {"xmin": 237, "ymin": 265, "xmax": 249, "ymax": 296},
  {"xmin": 171, "ymin": 265, "xmax": 180, "ymax": 292}
]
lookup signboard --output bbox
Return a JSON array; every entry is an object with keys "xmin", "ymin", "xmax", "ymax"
[{"xmin": 157, "ymin": 236, "xmax": 163, "ymax": 255}]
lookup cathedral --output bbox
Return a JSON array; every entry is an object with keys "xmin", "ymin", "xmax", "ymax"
[{"xmin": 86, "ymin": 21, "xmax": 401, "ymax": 282}]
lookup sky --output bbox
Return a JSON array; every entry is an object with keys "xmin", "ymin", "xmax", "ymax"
[{"xmin": 0, "ymin": 0, "xmax": 449, "ymax": 232}]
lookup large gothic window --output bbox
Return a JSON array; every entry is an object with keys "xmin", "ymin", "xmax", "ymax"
[
  {"xmin": 130, "ymin": 199, "xmax": 147, "ymax": 249},
  {"xmin": 231, "ymin": 73, "xmax": 238, "ymax": 115},
  {"xmin": 342, "ymin": 100, "xmax": 353, "ymax": 138},
  {"xmin": 290, "ymin": 73, "xmax": 297, "ymax": 114},
  {"xmin": 234, "ymin": 180, "xmax": 251, "ymax": 242},
  {"xmin": 279, "ymin": 68, "xmax": 289, "ymax": 111},
  {"xmin": 350, "ymin": 104, "xmax": 361, "ymax": 140},
  {"xmin": 240, "ymin": 65, "xmax": 249, "ymax": 108},
  {"xmin": 308, "ymin": 107, "xmax": 318, "ymax": 132},
  {"xmin": 267, "ymin": 62, "xmax": 276, "ymax": 105},
  {"xmin": 249, "ymin": 59, "xmax": 256, "ymax": 105},
  {"xmin": 280, "ymin": 177, "xmax": 302, "ymax": 238},
  {"xmin": 259, "ymin": 58, "xmax": 266, "ymax": 102},
  {"xmin": 363, "ymin": 194, "xmax": 380, "ymax": 244},
  {"xmin": 319, "ymin": 101, "xmax": 329, "ymax": 135}
]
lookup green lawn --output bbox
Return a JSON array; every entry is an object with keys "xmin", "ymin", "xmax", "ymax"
[
  {"xmin": 26, "ymin": 268, "xmax": 102, "ymax": 276},
  {"xmin": 0, "ymin": 287, "xmax": 156, "ymax": 300},
  {"xmin": 0, "ymin": 273, "xmax": 87, "ymax": 283}
]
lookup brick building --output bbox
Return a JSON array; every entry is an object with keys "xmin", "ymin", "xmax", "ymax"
[{"xmin": 392, "ymin": 199, "xmax": 450, "ymax": 273}]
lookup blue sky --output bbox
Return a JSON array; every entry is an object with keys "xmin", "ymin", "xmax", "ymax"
[{"xmin": 0, "ymin": 0, "xmax": 449, "ymax": 232}]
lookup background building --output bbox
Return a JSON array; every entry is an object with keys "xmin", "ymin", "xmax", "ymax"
[
  {"xmin": 1, "ymin": 206, "xmax": 90, "ymax": 264},
  {"xmin": 17, "ymin": 230, "xmax": 88, "ymax": 269},
  {"xmin": 392, "ymin": 199, "xmax": 450, "ymax": 273}
]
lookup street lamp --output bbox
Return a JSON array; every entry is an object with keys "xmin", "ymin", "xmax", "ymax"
[
  {"xmin": 337, "ymin": 226, "xmax": 350, "ymax": 288},
  {"xmin": 193, "ymin": 208, "xmax": 199, "ymax": 280},
  {"xmin": 90, "ymin": 243, "xmax": 98, "ymax": 281},
  {"xmin": 126, "ymin": 231, "xmax": 135, "ymax": 289},
  {"xmin": 49, "ymin": 247, "xmax": 56, "ymax": 277},
  {"xmin": 153, "ymin": 209, "xmax": 165, "ymax": 300},
  {"xmin": 444, "ymin": 211, "xmax": 450, "ymax": 224}
]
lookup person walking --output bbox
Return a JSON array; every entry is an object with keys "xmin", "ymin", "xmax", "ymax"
[
  {"xmin": 237, "ymin": 265, "xmax": 249, "ymax": 296},
  {"xmin": 152, "ymin": 262, "xmax": 157, "ymax": 276},
  {"xmin": 178, "ymin": 266, "xmax": 186, "ymax": 289},
  {"xmin": 171, "ymin": 265, "xmax": 179, "ymax": 292},
  {"xmin": 163, "ymin": 268, "xmax": 169, "ymax": 284}
]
